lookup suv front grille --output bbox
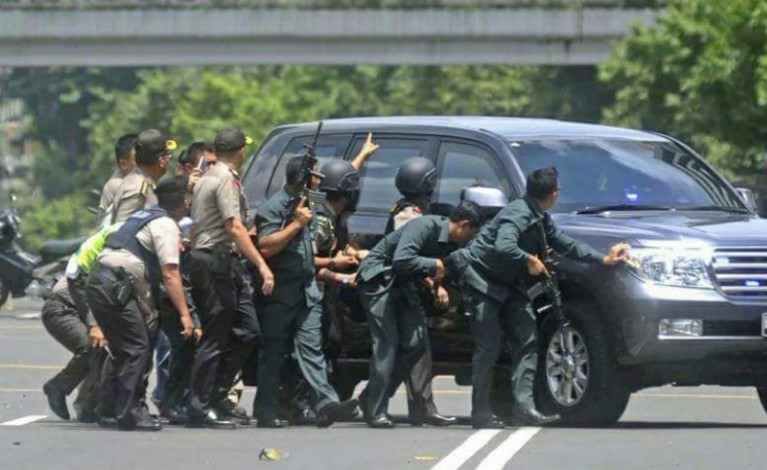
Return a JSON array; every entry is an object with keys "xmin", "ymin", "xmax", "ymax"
[{"xmin": 712, "ymin": 248, "xmax": 767, "ymax": 299}]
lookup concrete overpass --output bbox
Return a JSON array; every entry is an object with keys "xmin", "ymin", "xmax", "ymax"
[{"xmin": 0, "ymin": 1, "xmax": 661, "ymax": 66}]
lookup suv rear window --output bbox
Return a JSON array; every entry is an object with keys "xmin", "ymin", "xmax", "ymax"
[
  {"xmin": 266, "ymin": 134, "xmax": 352, "ymax": 197},
  {"xmin": 351, "ymin": 137, "xmax": 433, "ymax": 212}
]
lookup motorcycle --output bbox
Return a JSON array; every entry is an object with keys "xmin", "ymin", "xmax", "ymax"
[{"xmin": 0, "ymin": 193, "xmax": 86, "ymax": 308}]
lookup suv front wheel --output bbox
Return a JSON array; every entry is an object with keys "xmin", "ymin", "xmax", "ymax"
[{"xmin": 536, "ymin": 300, "xmax": 630, "ymax": 426}]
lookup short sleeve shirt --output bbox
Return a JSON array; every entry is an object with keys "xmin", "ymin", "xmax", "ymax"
[
  {"xmin": 98, "ymin": 172, "xmax": 123, "ymax": 223},
  {"xmin": 111, "ymin": 168, "xmax": 157, "ymax": 224},
  {"xmin": 191, "ymin": 163, "xmax": 248, "ymax": 250}
]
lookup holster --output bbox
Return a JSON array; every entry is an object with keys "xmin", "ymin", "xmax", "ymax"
[{"xmin": 113, "ymin": 267, "xmax": 135, "ymax": 307}]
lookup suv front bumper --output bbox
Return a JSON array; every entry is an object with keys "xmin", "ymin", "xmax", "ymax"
[{"xmin": 615, "ymin": 278, "xmax": 767, "ymax": 364}]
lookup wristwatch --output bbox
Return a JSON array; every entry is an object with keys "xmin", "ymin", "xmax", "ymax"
[{"xmin": 341, "ymin": 275, "xmax": 350, "ymax": 285}]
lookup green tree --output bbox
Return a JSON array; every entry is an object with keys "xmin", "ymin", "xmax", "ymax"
[
  {"xmin": 600, "ymin": 0, "xmax": 767, "ymax": 176},
  {"xmin": 0, "ymin": 67, "xmax": 140, "ymax": 197}
]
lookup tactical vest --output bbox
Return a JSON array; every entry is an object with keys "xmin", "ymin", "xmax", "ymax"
[
  {"xmin": 384, "ymin": 198, "xmax": 417, "ymax": 235},
  {"xmin": 105, "ymin": 207, "xmax": 169, "ymax": 285}
]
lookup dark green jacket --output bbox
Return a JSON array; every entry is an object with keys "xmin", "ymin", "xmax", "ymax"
[
  {"xmin": 451, "ymin": 196, "xmax": 603, "ymax": 302},
  {"xmin": 255, "ymin": 187, "xmax": 322, "ymax": 307},
  {"xmin": 358, "ymin": 215, "xmax": 454, "ymax": 286}
]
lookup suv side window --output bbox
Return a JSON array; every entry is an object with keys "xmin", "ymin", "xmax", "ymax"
[
  {"xmin": 434, "ymin": 141, "xmax": 510, "ymax": 207},
  {"xmin": 350, "ymin": 137, "xmax": 434, "ymax": 213},
  {"xmin": 265, "ymin": 134, "xmax": 352, "ymax": 198}
]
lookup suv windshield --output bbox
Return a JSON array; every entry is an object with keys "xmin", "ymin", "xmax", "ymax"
[{"xmin": 509, "ymin": 139, "xmax": 745, "ymax": 213}]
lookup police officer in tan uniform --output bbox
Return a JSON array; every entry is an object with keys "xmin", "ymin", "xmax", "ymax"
[
  {"xmin": 186, "ymin": 127, "xmax": 275, "ymax": 428},
  {"xmin": 98, "ymin": 133, "xmax": 137, "ymax": 225},
  {"xmin": 87, "ymin": 177, "xmax": 194, "ymax": 431},
  {"xmin": 110, "ymin": 129, "xmax": 175, "ymax": 224}
]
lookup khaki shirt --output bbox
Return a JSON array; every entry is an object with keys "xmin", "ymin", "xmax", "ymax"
[
  {"xmin": 97, "ymin": 171, "xmax": 123, "ymax": 223},
  {"xmin": 98, "ymin": 217, "xmax": 181, "ymax": 317},
  {"xmin": 191, "ymin": 162, "xmax": 248, "ymax": 250},
  {"xmin": 111, "ymin": 168, "xmax": 157, "ymax": 224},
  {"xmin": 392, "ymin": 205, "xmax": 422, "ymax": 231}
]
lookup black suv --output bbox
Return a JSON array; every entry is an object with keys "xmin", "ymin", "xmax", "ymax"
[{"xmin": 243, "ymin": 116, "xmax": 767, "ymax": 425}]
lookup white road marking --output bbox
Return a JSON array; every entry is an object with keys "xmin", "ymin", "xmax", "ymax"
[
  {"xmin": 1, "ymin": 415, "xmax": 47, "ymax": 426},
  {"xmin": 475, "ymin": 427, "xmax": 541, "ymax": 470},
  {"xmin": 431, "ymin": 429, "xmax": 501, "ymax": 470}
]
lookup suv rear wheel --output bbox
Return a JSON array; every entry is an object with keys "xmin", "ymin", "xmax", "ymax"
[{"xmin": 536, "ymin": 300, "xmax": 630, "ymax": 426}]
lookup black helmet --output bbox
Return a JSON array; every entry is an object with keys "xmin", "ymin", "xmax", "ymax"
[
  {"xmin": 395, "ymin": 157, "xmax": 437, "ymax": 197},
  {"xmin": 318, "ymin": 160, "xmax": 359, "ymax": 194}
]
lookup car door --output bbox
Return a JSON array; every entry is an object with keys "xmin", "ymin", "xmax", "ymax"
[{"xmin": 431, "ymin": 138, "xmax": 514, "ymax": 362}]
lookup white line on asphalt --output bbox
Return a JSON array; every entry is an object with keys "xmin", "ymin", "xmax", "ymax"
[
  {"xmin": 431, "ymin": 429, "xmax": 501, "ymax": 470},
  {"xmin": 475, "ymin": 427, "xmax": 541, "ymax": 470},
  {"xmin": 1, "ymin": 415, "xmax": 47, "ymax": 426}
]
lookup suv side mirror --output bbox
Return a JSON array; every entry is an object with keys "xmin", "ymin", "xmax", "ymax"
[{"xmin": 735, "ymin": 187, "xmax": 758, "ymax": 213}]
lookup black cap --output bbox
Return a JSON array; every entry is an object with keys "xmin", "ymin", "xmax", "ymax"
[
  {"xmin": 135, "ymin": 129, "xmax": 177, "ymax": 163},
  {"xmin": 214, "ymin": 127, "xmax": 253, "ymax": 154}
]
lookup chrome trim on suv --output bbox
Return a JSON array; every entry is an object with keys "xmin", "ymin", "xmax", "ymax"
[{"xmin": 712, "ymin": 248, "xmax": 767, "ymax": 299}]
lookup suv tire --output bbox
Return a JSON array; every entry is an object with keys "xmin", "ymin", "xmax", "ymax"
[{"xmin": 536, "ymin": 300, "xmax": 630, "ymax": 426}]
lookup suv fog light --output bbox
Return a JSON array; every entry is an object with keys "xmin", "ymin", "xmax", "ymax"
[{"xmin": 659, "ymin": 319, "xmax": 703, "ymax": 338}]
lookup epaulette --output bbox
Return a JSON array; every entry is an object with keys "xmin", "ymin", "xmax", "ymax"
[{"xmin": 140, "ymin": 181, "xmax": 150, "ymax": 197}]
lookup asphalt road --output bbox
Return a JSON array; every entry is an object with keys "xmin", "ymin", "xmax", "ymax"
[{"xmin": 3, "ymin": 298, "xmax": 767, "ymax": 469}]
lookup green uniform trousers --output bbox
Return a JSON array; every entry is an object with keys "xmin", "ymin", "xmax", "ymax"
[
  {"xmin": 255, "ymin": 298, "xmax": 339, "ymax": 421},
  {"xmin": 361, "ymin": 280, "xmax": 428, "ymax": 420},
  {"xmin": 464, "ymin": 286, "xmax": 538, "ymax": 421}
]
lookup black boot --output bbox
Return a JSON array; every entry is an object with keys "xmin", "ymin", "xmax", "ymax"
[
  {"xmin": 316, "ymin": 398, "xmax": 359, "ymax": 428},
  {"xmin": 43, "ymin": 381, "xmax": 70, "ymax": 421},
  {"xmin": 511, "ymin": 408, "xmax": 559, "ymax": 426},
  {"xmin": 214, "ymin": 399, "xmax": 251, "ymax": 426},
  {"xmin": 186, "ymin": 409, "xmax": 237, "ymax": 429},
  {"xmin": 367, "ymin": 415, "xmax": 395, "ymax": 429},
  {"xmin": 472, "ymin": 415, "xmax": 506, "ymax": 429}
]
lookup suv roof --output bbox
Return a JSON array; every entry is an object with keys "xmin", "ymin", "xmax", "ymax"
[{"xmin": 275, "ymin": 116, "xmax": 668, "ymax": 142}]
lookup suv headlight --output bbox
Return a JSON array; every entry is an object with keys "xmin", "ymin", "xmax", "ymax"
[{"xmin": 627, "ymin": 240, "xmax": 714, "ymax": 289}]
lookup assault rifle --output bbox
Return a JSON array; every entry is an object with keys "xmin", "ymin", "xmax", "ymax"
[
  {"xmin": 283, "ymin": 121, "xmax": 325, "ymax": 228},
  {"xmin": 526, "ymin": 222, "xmax": 571, "ymax": 355}
]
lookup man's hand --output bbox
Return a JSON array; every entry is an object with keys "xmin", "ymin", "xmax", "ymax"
[
  {"xmin": 434, "ymin": 286, "xmax": 450, "ymax": 308},
  {"xmin": 527, "ymin": 255, "xmax": 550, "ymax": 277},
  {"xmin": 604, "ymin": 242, "xmax": 631, "ymax": 265},
  {"xmin": 361, "ymin": 133, "xmax": 379, "ymax": 157},
  {"xmin": 180, "ymin": 315, "xmax": 195, "ymax": 340},
  {"xmin": 260, "ymin": 265, "xmax": 275, "ymax": 296},
  {"xmin": 194, "ymin": 328, "xmax": 203, "ymax": 341},
  {"xmin": 88, "ymin": 326, "xmax": 106, "ymax": 349},
  {"xmin": 293, "ymin": 196, "xmax": 313, "ymax": 228},
  {"xmin": 332, "ymin": 252, "xmax": 359, "ymax": 271},
  {"xmin": 188, "ymin": 168, "xmax": 202, "ymax": 191},
  {"xmin": 434, "ymin": 259, "xmax": 446, "ymax": 281}
]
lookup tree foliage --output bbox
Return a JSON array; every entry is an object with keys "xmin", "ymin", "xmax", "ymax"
[
  {"xmin": 600, "ymin": 0, "xmax": 767, "ymax": 176},
  {"xmin": 6, "ymin": 64, "xmax": 608, "ymax": 248}
]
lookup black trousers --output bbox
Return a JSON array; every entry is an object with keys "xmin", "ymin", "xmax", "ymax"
[
  {"xmin": 187, "ymin": 251, "xmax": 259, "ymax": 417},
  {"xmin": 87, "ymin": 263, "xmax": 155, "ymax": 428},
  {"xmin": 41, "ymin": 294, "xmax": 103, "ymax": 416},
  {"xmin": 158, "ymin": 292, "xmax": 197, "ymax": 412}
]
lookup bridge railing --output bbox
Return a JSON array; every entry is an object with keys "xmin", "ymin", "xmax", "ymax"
[{"xmin": 0, "ymin": 0, "xmax": 666, "ymax": 10}]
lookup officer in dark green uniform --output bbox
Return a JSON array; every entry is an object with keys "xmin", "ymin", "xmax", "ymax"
[
  {"xmin": 255, "ymin": 156, "xmax": 358, "ymax": 428},
  {"xmin": 449, "ymin": 167, "xmax": 630, "ymax": 429},
  {"xmin": 380, "ymin": 156, "xmax": 456, "ymax": 426},
  {"xmin": 357, "ymin": 201, "xmax": 482, "ymax": 428}
]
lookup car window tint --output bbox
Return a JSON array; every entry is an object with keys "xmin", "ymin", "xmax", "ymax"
[
  {"xmin": 266, "ymin": 135, "xmax": 349, "ymax": 197},
  {"xmin": 435, "ymin": 141, "xmax": 509, "ymax": 207},
  {"xmin": 353, "ymin": 138, "xmax": 432, "ymax": 212}
]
